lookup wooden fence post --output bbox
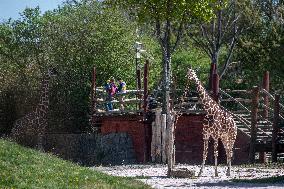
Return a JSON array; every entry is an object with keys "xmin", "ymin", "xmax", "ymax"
[
  {"xmin": 151, "ymin": 109, "xmax": 162, "ymax": 163},
  {"xmin": 137, "ymin": 69, "xmax": 142, "ymax": 109},
  {"xmin": 160, "ymin": 114, "xmax": 168, "ymax": 163},
  {"xmin": 161, "ymin": 114, "xmax": 167, "ymax": 163},
  {"xmin": 249, "ymin": 86, "xmax": 259, "ymax": 163},
  {"xmin": 272, "ymin": 94, "xmax": 280, "ymax": 162},
  {"xmin": 262, "ymin": 71, "xmax": 270, "ymax": 118},
  {"xmin": 260, "ymin": 71, "xmax": 269, "ymax": 163},
  {"xmin": 143, "ymin": 60, "xmax": 149, "ymax": 117},
  {"xmin": 212, "ymin": 73, "xmax": 220, "ymax": 103},
  {"xmin": 167, "ymin": 114, "xmax": 174, "ymax": 176},
  {"xmin": 209, "ymin": 63, "xmax": 216, "ymax": 90}
]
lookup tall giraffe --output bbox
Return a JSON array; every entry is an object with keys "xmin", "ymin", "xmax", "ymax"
[
  {"xmin": 11, "ymin": 68, "xmax": 57, "ymax": 151},
  {"xmin": 187, "ymin": 68, "xmax": 237, "ymax": 177}
]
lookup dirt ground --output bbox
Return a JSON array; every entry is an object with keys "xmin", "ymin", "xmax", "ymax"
[{"xmin": 93, "ymin": 164, "xmax": 284, "ymax": 189}]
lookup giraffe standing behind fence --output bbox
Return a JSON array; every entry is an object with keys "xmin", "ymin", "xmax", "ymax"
[
  {"xmin": 187, "ymin": 68, "xmax": 237, "ymax": 177},
  {"xmin": 11, "ymin": 68, "xmax": 57, "ymax": 151}
]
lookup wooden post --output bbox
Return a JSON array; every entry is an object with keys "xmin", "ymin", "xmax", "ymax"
[
  {"xmin": 151, "ymin": 109, "xmax": 162, "ymax": 163},
  {"xmin": 161, "ymin": 114, "xmax": 167, "ymax": 163},
  {"xmin": 143, "ymin": 60, "xmax": 149, "ymax": 117},
  {"xmin": 272, "ymin": 94, "xmax": 280, "ymax": 162},
  {"xmin": 260, "ymin": 71, "xmax": 269, "ymax": 163},
  {"xmin": 262, "ymin": 71, "xmax": 270, "ymax": 118},
  {"xmin": 249, "ymin": 86, "xmax": 259, "ymax": 164},
  {"xmin": 212, "ymin": 73, "xmax": 220, "ymax": 103},
  {"xmin": 137, "ymin": 69, "xmax": 142, "ymax": 109},
  {"xmin": 167, "ymin": 114, "xmax": 174, "ymax": 176},
  {"xmin": 209, "ymin": 63, "xmax": 216, "ymax": 90},
  {"xmin": 151, "ymin": 121, "xmax": 157, "ymax": 162}
]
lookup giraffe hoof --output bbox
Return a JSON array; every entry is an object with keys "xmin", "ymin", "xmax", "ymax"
[
  {"xmin": 198, "ymin": 171, "xmax": 203, "ymax": 177},
  {"xmin": 215, "ymin": 171, "xmax": 219, "ymax": 177}
]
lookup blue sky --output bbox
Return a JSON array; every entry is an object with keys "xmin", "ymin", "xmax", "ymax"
[{"xmin": 0, "ymin": 0, "xmax": 65, "ymax": 21}]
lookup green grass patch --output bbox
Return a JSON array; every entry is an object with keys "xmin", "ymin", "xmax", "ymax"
[
  {"xmin": 0, "ymin": 139, "xmax": 151, "ymax": 189},
  {"xmin": 232, "ymin": 175, "xmax": 284, "ymax": 184}
]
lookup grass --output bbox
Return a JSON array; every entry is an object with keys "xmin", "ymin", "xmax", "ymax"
[{"xmin": 0, "ymin": 139, "xmax": 152, "ymax": 189}]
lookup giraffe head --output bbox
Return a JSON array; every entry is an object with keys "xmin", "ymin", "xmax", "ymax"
[{"xmin": 187, "ymin": 68, "xmax": 198, "ymax": 81}]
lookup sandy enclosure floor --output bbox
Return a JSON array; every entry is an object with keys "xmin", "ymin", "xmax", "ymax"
[{"xmin": 93, "ymin": 164, "xmax": 284, "ymax": 189}]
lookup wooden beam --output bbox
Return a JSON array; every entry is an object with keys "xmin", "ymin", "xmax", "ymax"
[
  {"xmin": 137, "ymin": 69, "xmax": 142, "ymax": 109},
  {"xmin": 260, "ymin": 71, "xmax": 269, "ymax": 163},
  {"xmin": 249, "ymin": 86, "xmax": 259, "ymax": 164},
  {"xmin": 212, "ymin": 73, "xmax": 220, "ymax": 103},
  {"xmin": 272, "ymin": 94, "xmax": 280, "ymax": 162},
  {"xmin": 143, "ymin": 60, "xmax": 149, "ymax": 117}
]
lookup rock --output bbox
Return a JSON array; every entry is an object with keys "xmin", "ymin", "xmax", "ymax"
[{"xmin": 170, "ymin": 168, "xmax": 195, "ymax": 178}]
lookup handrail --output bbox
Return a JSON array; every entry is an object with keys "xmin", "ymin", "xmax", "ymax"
[
  {"xmin": 220, "ymin": 89, "xmax": 251, "ymax": 113},
  {"xmin": 260, "ymin": 102, "xmax": 284, "ymax": 120},
  {"xmin": 261, "ymin": 89, "xmax": 284, "ymax": 110},
  {"xmin": 221, "ymin": 88, "xmax": 274, "ymax": 125}
]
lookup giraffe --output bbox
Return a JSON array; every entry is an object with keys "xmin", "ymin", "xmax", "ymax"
[
  {"xmin": 11, "ymin": 68, "xmax": 57, "ymax": 151},
  {"xmin": 187, "ymin": 68, "xmax": 237, "ymax": 177}
]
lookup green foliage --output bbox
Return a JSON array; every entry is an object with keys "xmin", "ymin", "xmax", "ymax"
[
  {"xmin": 172, "ymin": 47, "xmax": 210, "ymax": 89},
  {"xmin": 0, "ymin": 139, "xmax": 151, "ymax": 188},
  {"xmin": 107, "ymin": 0, "xmax": 217, "ymax": 22},
  {"xmin": 0, "ymin": 1, "xmax": 140, "ymax": 132},
  {"xmin": 232, "ymin": 0, "xmax": 284, "ymax": 91}
]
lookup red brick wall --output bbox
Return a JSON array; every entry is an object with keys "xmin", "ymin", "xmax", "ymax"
[
  {"xmin": 175, "ymin": 114, "xmax": 250, "ymax": 165},
  {"xmin": 98, "ymin": 114, "xmax": 250, "ymax": 164}
]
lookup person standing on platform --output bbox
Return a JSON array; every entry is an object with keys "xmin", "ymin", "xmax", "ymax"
[
  {"xmin": 116, "ymin": 78, "xmax": 127, "ymax": 111},
  {"xmin": 104, "ymin": 80, "xmax": 113, "ymax": 111}
]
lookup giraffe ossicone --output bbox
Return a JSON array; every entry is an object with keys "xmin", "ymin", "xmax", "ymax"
[{"xmin": 187, "ymin": 68, "xmax": 237, "ymax": 177}]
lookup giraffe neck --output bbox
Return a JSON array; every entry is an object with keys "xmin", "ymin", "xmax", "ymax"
[
  {"xmin": 192, "ymin": 77, "xmax": 218, "ymax": 114},
  {"xmin": 36, "ymin": 74, "xmax": 50, "ymax": 117}
]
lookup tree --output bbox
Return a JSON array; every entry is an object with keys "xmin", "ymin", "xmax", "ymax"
[
  {"xmin": 108, "ymin": 0, "xmax": 217, "ymax": 115},
  {"xmin": 233, "ymin": 0, "xmax": 284, "ymax": 91},
  {"xmin": 187, "ymin": 0, "xmax": 251, "ymax": 89},
  {"xmin": 107, "ymin": 0, "xmax": 222, "ymax": 175},
  {"xmin": 0, "ymin": 1, "xmax": 141, "ymax": 133}
]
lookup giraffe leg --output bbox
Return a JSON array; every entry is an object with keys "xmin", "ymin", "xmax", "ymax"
[
  {"xmin": 37, "ymin": 133, "xmax": 44, "ymax": 151},
  {"xmin": 37, "ymin": 123, "xmax": 46, "ymax": 152},
  {"xmin": 198, "ymin": 137, "xmax": 209, "ymax": 177},
  {"xmin": 214, "ymin": 139, "xmax": 219, "ymax": 177},
  {"xmin": 226, "ymin": 141, "xmax": 233, "ymax": 176}
]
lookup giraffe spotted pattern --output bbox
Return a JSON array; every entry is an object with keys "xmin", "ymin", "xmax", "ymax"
[
  {"xmin": 187, "ymin": 68, "xmax": 237, "ymax": 177},
  {"xmin": 11, "ymin": 68, "xmax": 57, "ymax": 151}
]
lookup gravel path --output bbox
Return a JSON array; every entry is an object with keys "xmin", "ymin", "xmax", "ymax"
[{"xmin": 93, "ymin": 164, "xmax": 284, "ymax": 189}]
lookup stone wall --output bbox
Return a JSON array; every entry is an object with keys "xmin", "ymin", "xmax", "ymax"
[
  {"xmin": 99, "ymin": 115, "xmax": 151, "ymax": 163},
  {"xmin": 15, "ymin": 132, "xmax": 137, "ymax": 166}
]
